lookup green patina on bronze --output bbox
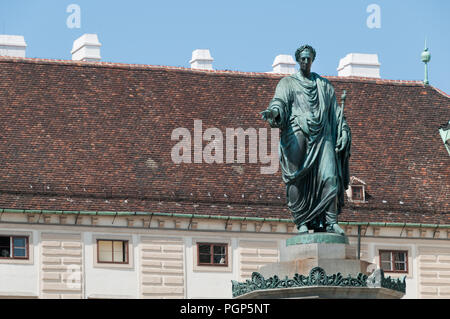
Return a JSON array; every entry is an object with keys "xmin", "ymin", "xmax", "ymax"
[
  {"xmin": 261, "ymin": 44, "xmax": 351, "ymax": 236},
  {"xmin": 421, "ymin": 38, "xmax": 431, "ymax": 85},
  {"xmin": 231, "ymin": 267, "xmax": 406, "ymax": 298},
  {"xmin": 286, "ymin": 232, "xmax": 349, "ymax": 246}
]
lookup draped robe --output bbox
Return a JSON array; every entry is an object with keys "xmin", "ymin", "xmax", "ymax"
[{"xmin": 267, "ymin": 72, "xmax": 351, "ymax": 231}]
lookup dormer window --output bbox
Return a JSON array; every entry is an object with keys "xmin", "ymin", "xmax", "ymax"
[
  {"xmin": 439, "ymin": 121, "xmax": 450, "ymax": 156},
  {"xmin": 352, "ymin": 185, "xmax": 364, "ymax": 201},
  {"xmin": 347, "ymin": 176, "xmax": 366, "ymax": 203}
]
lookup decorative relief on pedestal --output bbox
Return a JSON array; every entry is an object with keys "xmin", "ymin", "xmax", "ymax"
[
  {"xmin": 231, "ymin": 266, "xmax": 406, "ymax": 298},
  {"xmin": 366, "ymin": 269, "xmax": 406, "ymax": 292}
]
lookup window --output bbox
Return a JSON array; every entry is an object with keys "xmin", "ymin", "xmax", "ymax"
[
  {"xmin": 197, "ymin": 243, "xmax": 228, "ymax": 266},
  {"xmin": 97, "ymin": 240, "xmax": 128, "ymax": 264},
  {"xmin": 0, "ymin": 236, "xmax": 28, "ymax": 259},
  {"xmin": 347, "ymin": 176, "xmax": 367, "ymax": 203},
  {"xmin": 379, "ymin": 250, "xmax": 408, "ymax": 273},
  {"xmin": 352, "ymin": 185, "xmax": 364, "ymax": 201}
]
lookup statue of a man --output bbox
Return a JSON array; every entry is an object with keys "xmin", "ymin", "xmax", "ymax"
[{"xmin": 261, "ymin": 45, "xmax": 351, "ymax": 235}]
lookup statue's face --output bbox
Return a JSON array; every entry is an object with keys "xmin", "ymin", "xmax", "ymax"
[{"xmin": 299, "ymin": 50, "xmax": 313, "ymax": 74}]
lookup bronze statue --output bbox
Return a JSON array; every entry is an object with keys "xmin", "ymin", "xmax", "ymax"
[{"xmin": 261, "ymin": 45, "xmax": 351, "ymax": 235}]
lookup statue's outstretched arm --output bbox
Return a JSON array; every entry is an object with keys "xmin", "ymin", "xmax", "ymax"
[{"xmin": 261, "ymin": 78, "xmax": 291, "ymax": 129}]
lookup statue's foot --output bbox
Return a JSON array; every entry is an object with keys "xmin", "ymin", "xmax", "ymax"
[
  {"xmin": 327, "ymin": 223, "xmax": 345, "ymax": 236},
  {"xmin": 298, "ymin": 225, "xmax": 308, "ymax": 234}
]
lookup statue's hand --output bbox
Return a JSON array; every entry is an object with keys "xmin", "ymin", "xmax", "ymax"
[
  {"xmin": 260, "ymin": 109, "xmax": 272, "ymax": 121},
  {"xmin": 335, "ymin": 130, "xmax": 349, "ymax": 153},
  {"xmin": 260, "ymin": 109, "xmax": 279, "ymax": 126}
]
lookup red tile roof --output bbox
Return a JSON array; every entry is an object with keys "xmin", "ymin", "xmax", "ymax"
[{"xmin": 0, "ymin": 57, "xmax": 449, "ymax": 224}]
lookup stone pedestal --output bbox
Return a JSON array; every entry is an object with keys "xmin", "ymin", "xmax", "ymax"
[
  {"xmin": 231, "ymin": 233, "xmax": 406, "ymax": 299},
  {"xmin": 260, "ymin": 233, "xmax": 372, "ymax": 279}
]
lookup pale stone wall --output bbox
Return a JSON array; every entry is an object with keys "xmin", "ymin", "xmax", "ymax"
[
  {"xmin": 347, "ymin": 238, "xmax": 369, "ymax": 259},
  {"xmin": 84, "ymin": 233, "xmax": 139, "ymax": 298},
  {"xmin": 0, "ymin": 228, "xmax": 39, "ymax": 298},
  {"xmin": 185, "ymin": 237, "xmax": 235, "ymax": 298},
  {"xmin": 1, "ymin": 213, "xmax": 450, "ymax": 299},
  {"xmin": 418, "ymin": 245, "xmax": 450, "ymax": 298},
  {"xmin": 40, "ymin": 232, "xmax": 83, "ymax": 299},
  {"xmin": 140, "ymin": 236, "xmax": 185, "ymax": 299},
  {"xmin": 239, "ymin": 240, "xmax": 279, "ymax": 280}
]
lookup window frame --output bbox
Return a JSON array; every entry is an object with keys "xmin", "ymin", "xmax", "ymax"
[
  {"xmin": 349, "ymin": 185, "xmax": 365, "ymax": 203},
  {"xmin": 0, "ymin": 235, "xmax": 29, "ymax": 260},
  {"xmin": 351, "ymin": 185, "xmax": 364, "ymax": 201},
  {"xmin": 197, "ymin": 242, "xmax": 228, "ymax": 267},
  {"xmin": 96, "ymin": 239, "xmax": 129, "ymax": 264},
  {"xmin": 379, "ymin": 250, "xmax": 408, "ymax": 274}
]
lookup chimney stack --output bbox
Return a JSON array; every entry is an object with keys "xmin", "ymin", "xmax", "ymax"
[
  {"xmin": 271, "ymin": 54, "xmax": 296, "ymax": 74},
  {"xmin": 0, "ymin": 35, "xmax": 27, "ymax": 58},
  {"xmin": 337, "ymin": 53, "xmax": 380, "ymax": 78},
  {"xmin": 71, "ymin": 34, "xmax": 101, "ymax": 62},
  {"xmin": 190, "ymin": 49, "xmax": 214, "ymax": 70}
]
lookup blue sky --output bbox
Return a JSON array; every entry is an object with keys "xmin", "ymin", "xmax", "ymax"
[{"xmin": 1, "ymin": 0, "xmax": 449, "ymax": 93}]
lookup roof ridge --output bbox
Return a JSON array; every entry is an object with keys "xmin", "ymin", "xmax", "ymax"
[
  {"xmin": 431, "ymin": 86, "xmax": 450, "ymax": 99},
  {"xmin": 0, "ymin": 55, "xmax": 283, "ymax": 78},
  {"xmin": 0, "ymin": 56, "xmax": 447, "ymax": 92},
  {"xmin": 324, "ymin": 75, "xmax": 425, "ymax": 85}
]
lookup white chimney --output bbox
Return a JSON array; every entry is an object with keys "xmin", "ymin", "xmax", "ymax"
[
  {"xmin": 0, "ymin": 35, "xmax": 27, "ymax": 58},
  {"xmin": 190, "ymin": 49, "xmax": 213, "ymax": 70},
  {"xmin": 337, "ymin": 53, "xmax": 380, "ymax": 78},
  {"xmin": 71, "ymin": 34, "xmax": 101, "ymax": 62},
  {"xmin": 271, "ymin": 54, "xmax": 296, "ymax": 74}
]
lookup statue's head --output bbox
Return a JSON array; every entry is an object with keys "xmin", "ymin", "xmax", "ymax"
[{"xmin": 295, "ymin": 45, "xmax": 316, "ymax": 75}]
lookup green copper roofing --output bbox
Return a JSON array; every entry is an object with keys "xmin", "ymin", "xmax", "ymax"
[
  {"xmin": 0, "ymin": 208, "xmax": 450, "ymax": 229},
  {"xmin": 338, "ymin": 221, "xmax": 450, "ymax": 229},
  {"xmin": 0, "ymin": 208, "xmax": 293, "ymax": 224},
  {"xmin": 0, "ymin": 208, "xmax": 449, "ymax": 228}
]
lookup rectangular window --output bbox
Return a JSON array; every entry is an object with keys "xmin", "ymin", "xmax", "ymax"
[
  {"xmin": 379, "ymin": 250, "xmax": 408, "ymax": 273},
  {"xmin": 197, "ymin": 243, "xmax": 228, "ymax": 266},
  {"xmin": 97, "ymin": 240, "xmax": 128, "ymax": 264},
  {"xmin": 352, "ymin": 185, "xmax": 364, "ymax": 201},
  {"xmin": 0, "ymin": 236, "xmax": 28, "ymax": 259}
]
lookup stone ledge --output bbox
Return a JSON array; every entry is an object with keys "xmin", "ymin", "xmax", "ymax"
[
  {"xmin": 234, "ymin": 286, "xmax": 404, "ymax": 299},
  {"xmin": 259, "ymin": 258, "xmax": 372, "ymax": 278}
]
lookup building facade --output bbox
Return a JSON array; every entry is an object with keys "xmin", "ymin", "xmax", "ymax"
[
  {"xmin": 0, "ymin": 52, "xmax": 449, "ymax": 299},
  {"xmin": 1, "ymin": 210, "xmax": 450, "ymax": 298}
]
